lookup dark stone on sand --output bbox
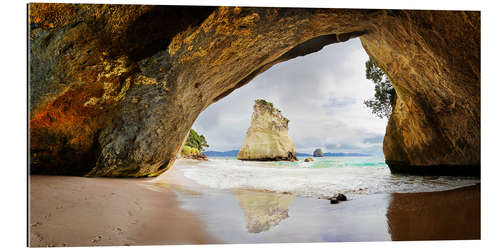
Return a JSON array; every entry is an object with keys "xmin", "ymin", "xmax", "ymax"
[{"xmin": 336, "ymin": 193, "xmax": 347, "ymax": 201}]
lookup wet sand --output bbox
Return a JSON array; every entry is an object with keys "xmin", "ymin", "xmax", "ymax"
[
  {"xmin": 29, "ymin": 175, "xmax": 216, "ymax": 247},
  {"xmin": 387, "ymin": 184, "xmax": 480, "ymax": 241},
  {"xmin": 29, "ymin": 165, "xmax": 480, "ymax": 246}
]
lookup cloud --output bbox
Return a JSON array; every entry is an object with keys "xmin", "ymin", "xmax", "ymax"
[
  {"xmin": 194, "ymin": 38, "xmax": 388, "ymax": 154},
  {"xmin": 323, "ymin": 96, "xmax": 357, "ymax": 108},
  {"xmin": 363, "ymin": 135, "xmax": 385, "ymax": 144}
]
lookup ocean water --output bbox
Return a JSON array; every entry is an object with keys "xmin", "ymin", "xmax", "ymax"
[{"xmin": 176, "ymin": 156, "xmax": 480, "ymax": 198}]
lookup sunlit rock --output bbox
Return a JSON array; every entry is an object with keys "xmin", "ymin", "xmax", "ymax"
[
  {"xmin": 237, "ymin": 100, "xmax": 298, "ymax": 161},
  {"xmin": 304, "ymin": 157, "xmax": 314, "ymax": 162},
  {"xmin": 360, "ymin": 11, "xmax": 480, "ymax": 176}
]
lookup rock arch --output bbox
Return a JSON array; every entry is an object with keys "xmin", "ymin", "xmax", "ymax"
[{"xmin": 29, "ymin": 4, "xmax": 480, "ymax": 177}]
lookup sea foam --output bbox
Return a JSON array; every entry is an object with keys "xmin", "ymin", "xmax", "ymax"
[{"xmin": 170, "ymin": 156, "xmax": 479, "ymax": 198}]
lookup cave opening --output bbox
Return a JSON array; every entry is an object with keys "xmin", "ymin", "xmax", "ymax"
[
  {"xmin": 191, "ymin": 37, "xmax": 388, "ymax": 159},
  {"xmin": 175, "ymin": 34, "xmax": 477, "ymax": 205}
]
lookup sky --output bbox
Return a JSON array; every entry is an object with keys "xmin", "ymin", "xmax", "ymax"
[{"xmin": 193, "ymin": 38, "xmax": 388, "ymax": 155}]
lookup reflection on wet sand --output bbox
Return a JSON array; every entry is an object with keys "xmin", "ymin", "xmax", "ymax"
[
  {"xmin": 232, "ymin": 190, "xmax": 296, "ymax": 233},
  {"xmin": 146, "ymin": 167, "xmax": 480, "ymax": 243},
  {"xmin": 151, "ymin": 182, "xmax": 202, "ymax": 197},
  {"xmin": 386, "ymin": 184, "xmax": 480, "ymax": 241}
]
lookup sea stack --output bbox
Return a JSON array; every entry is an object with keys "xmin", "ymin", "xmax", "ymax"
[
  {"xmin": 313, "ymin": 148, "xmax": 324, "ymax": 157},
  {"xmin": 237, "ymin": 99, "xmax": 298, "ymax": 161}
]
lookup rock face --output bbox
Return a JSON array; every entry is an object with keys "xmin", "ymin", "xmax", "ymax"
[
  {"xmin": 360, "ymin": 11, "xmax": 480, "ymax": 176},
  {"xmin": 29, "ymin": 4, "xmax": 479, "ymax": 177},
  {"xmin": 237, "ymin": 100, "xmax": 297, "ymax": 161},
  {"xmin": 313, "ymin": 148, "xmax": 324, "ymax": 157}
]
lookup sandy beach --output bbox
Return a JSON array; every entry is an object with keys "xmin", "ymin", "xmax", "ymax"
[
  {"xmin": 29, "ymin": 162, "xmax": 480, "ymax": 246},
  {"xmin": 28, "ymin": 174, "xmax": 216, "ymax": 247}
]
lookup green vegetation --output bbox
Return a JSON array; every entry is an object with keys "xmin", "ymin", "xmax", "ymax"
[
  {"xmin": 363, "ymin": 58, "xmax": 396, "ymax": 119},
  {"xmin": 184, "ymin": 129, "xmax": 209, "ymax": 152},
  {"xmin": 181, "ymin": 145, "xmax": 200, "ymax": 156},
  {"xmin": 256, "ymin": 99, "xmax": 274, "ymax": 108}
]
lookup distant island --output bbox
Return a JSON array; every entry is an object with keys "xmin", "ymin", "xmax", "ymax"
[
  {"xmin": 204, "ymin": 150, "xmax": 240, "ymax": 157},
  {"xmin": 205, "ymin": 150, "xmax": 371, "ymax": 157}
]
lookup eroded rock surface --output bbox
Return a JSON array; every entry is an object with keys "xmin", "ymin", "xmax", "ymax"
[
  {"xmin": 237, "ymin": 100, "xmax": 297, "ymax": 161},
  {"xmin": 28, "ymin": 4, "xmax": 479, "ymax": 176},
  {"xmin": 360, "ymin": 11, "xmax": 480, "ymax": 176}
]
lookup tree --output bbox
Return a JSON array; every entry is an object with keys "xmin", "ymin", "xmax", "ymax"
[
  {"xmin": 184, "ymin": 129, "xmax": 209, "ymax": 151},
  {"xmin": 363, "ymin": 58, "xmax": 396, "ymax": 119},
  {"xmin": 255, "ymin": 99, "xmax": 274, "ymax": 108},
  {"xmin": 199, "ymin": 134, "xmax": 209, "ymax": 150}
]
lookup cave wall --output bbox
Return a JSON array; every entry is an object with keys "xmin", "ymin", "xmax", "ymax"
[
  {"xmin": 360, "ymin": 10, "xmax": 480, "ymax": 175},
  {"xmin": 28, "ymin": 4, "xmax": 480, "ymax": 177}
]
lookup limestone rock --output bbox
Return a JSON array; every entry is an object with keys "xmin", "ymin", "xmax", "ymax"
[
  {"xmin": 313, "ymin": 148, "xmax": 324, "ymax": 157},
  {"xmin": 237, "ymin": 100, "xmax": 297, "ymax": 161},
  {"xmin": 304, "ymin": 157, "xmax": 314, "ymax": 162},
  {"xmin": 360, "ymin": 11, "xmax": 480, "ymax": 176},
  {"xmin": 28, "ymin": 4, "xmax": 479, "ymax": 177}
]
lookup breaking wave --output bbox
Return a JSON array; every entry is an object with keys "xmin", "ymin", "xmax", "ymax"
[{"xmin": 168, "ymin": 156, "xmax": 480, "ymax": 198}]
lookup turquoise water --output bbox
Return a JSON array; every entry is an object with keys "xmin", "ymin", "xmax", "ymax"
[
  {"xmin": 170, "ymin": 156, "xmax": 479, "ymax": 198},
  {"xmin": 274, "ymin": 156, "xmax": 387, "ymax": 168}
]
